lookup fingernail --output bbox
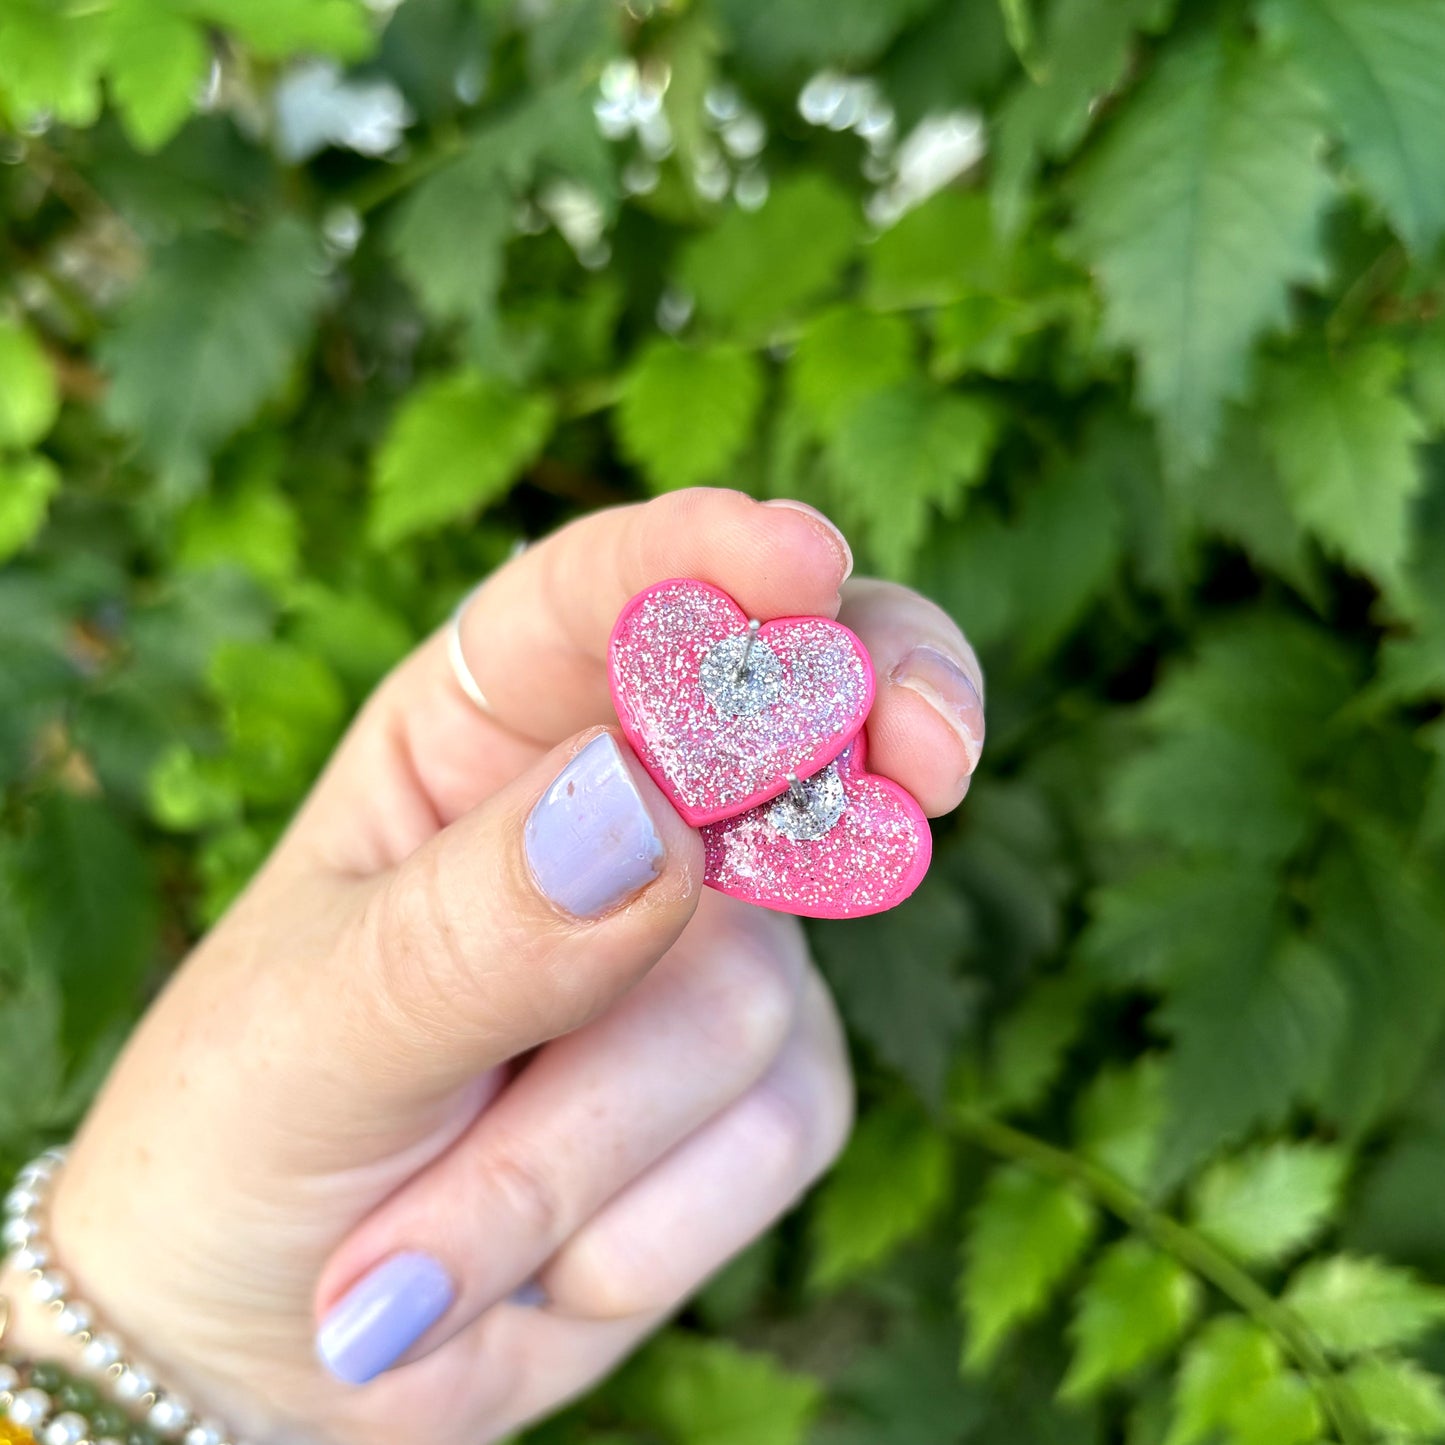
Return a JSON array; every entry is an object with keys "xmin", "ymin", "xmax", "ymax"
[
  {"xmin": 890, "ymin": 644, "xmax": 986, "ymax": 773},
  {"xmin": 525, "ymin": 734, "xmax": 665, "ymax": 918},
  {"xmin": 316, "ymin": 1252, "xmax": 454, "ymax": 1385},
  {"xmin": 762, "ymin": 499, "xmax": 854, "ymax": 583}
]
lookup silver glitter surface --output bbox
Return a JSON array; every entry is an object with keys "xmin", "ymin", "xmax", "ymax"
[
  {"xmin": 698, "ymin": 630, "xmax": 785, "ymax": 716},
  {"xmin": 767, "ymin": 763, "xmax": 846, "ymax": 840}
]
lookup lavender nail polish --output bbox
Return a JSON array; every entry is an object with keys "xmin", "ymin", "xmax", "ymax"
[
  {"xmin": 316, "ymin": 1252, "xmax": 454, "ymax": 1385},
  {"xmin": 891, "ymin": 644, "xmax": 986, "ymax": 772},
  {"xmin": 525, "ymin": 734, "xmax": 665, "ymax": 918}
]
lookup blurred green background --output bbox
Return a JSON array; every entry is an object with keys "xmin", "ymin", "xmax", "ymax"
[{"xmin": 3, "ymin": 0, "xmax": 1445, "ymax": 1440}]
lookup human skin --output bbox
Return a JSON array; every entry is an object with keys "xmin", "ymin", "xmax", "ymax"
[{"xmin": 0, "ymin": 490, "xmax": 986, "ymax": 1445}]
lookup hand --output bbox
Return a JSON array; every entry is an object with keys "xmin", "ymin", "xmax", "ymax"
[{"xmin": 6, "ymin": 490, "xmax": 985, "ymax": 1445}]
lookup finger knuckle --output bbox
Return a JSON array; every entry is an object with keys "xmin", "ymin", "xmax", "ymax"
[
  {"xmin": 484, "ymin": 1134, "xmax": 567, "ymax": 1243},
  {"xmin": 686, "ymin": 937, "xmax": 799, "ymax": 1076}
]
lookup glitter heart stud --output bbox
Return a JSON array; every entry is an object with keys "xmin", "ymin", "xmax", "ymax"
[
  {"xmin": 608, "ymin": 578, "xmax": 874, "ymax": 827},
  {"xmin": 700, "ymin": 735, "xmax": 932, "ymax": 918}
]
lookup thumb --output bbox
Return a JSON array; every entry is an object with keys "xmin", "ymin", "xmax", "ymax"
[{"xmin": 332, "ymin": 728, "xmax": 701, "ymax": 1109}]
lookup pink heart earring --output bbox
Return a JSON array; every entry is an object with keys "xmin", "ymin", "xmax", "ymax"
[
  {"xmin": 700, "ymin": 735, "xmax": 933, "ymax": 918},
  {"xmin": 608, "ymin": 578, "xmax": 874, "ymax": 826},
  {"xmin": 607, "ymin": 577, "xmax": 934, "ymax": 918}
]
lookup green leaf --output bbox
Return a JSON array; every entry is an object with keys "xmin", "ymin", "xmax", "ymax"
[
  {"xmin": 986, "ymin": 973, "xmax": 1091, "ymax": 1114},
  {"xmin": 0, "ymin": 455, "xmax": 61, "ymax": 563},
  {"xmin": 826, "ymin": 381, "xmax": 1000, "ymax": 577},
  {"xmin": 1190, "ymin": 1142, "xmax": 1348, "ymax": 1267},
  {"xmin": 0, "ymin": 319, "xmax": 60, "ymax": 448},
  {"xmin": 1226, "ymin": 1372, "xmax": 1322, "ymax": 1445},
  {"xmin": 1260, "ymin": 345, "xmax": 1425, "ymax": 597},
  {"xmin": 0, "ymin": 968, "xmax": 65, "ymax": 1149},
  {"xmin": 191, "ymin": 0, "xmax": 374, "ymax": 60},
  {"xmin": 1342, "ymin": 1356, "xmax": 1445, "ymax": 1440},
  {"xmin": 1075, "ymin": 1056, "xmax": 1166, "ymax": 1194},
  {"xmin": 1166, "ymin": 1315, "xmax": 1282, "ymax": 1445},
  {"xmin": 369, "ymin": 369, "xmax": 555, "ymax": 545},
  {"xmin": 208, "ymin": 641, "xmax": 347, "ymax": 806},
  {"xmin": 176, "ymin": 470, "xmax": 300, "ymax": 592},
  {"xmin": 808, "ymin": 1100, "xmax": 951, "ymax": 1290},
  {"xmin": 611, "ymin": 1333, "xmax": 822, "ymax": 1445},
  {"xmin": 1069, "ymin": 30, "xmax": 1332, "ymax": 469},
  {"xmin": 994, "ymin": 0, "xmax": 1173, "ymax": 231},
  {"xmin": 961, "ymin": 1165, "xmax": 1098, "ymax": 1370},
  {"xmin": 1061, "ymin": 1239, "xmax": 1201, "ymax": 1399},
  {"xmin": 105, "ymin": 1, "xmax": 211, "ymax": 152},
  {"xmin": 616, "ymin": 342, "xmax": 764, "ymax": 494},
  {"xmin": 13, "ymin": 792, "xmax": 157, "ymax": 1056},
  {"xmin": 865, "ymin": 191, "xmax": 1005, "ymax": 310},
  {"xmin": 709, "ymin": 0, "xmax": 933, "ymax": 72},
  {"xmin": 788, "ymin": 308, "xmax": 915, "ymax": 433},
  {"xmin": 1263, "ymin": 0, "xmax": 1445, "ymax": 253},
  {"xmin": 1284, "ymin": 1255, "xmax": 1445, "ymax": 1356},
  {"xmin": 0, "ymin": 0, "xmax": 106, "ymax": 126},
  {"xmin": 812, "ymin": 878, "xmax": 977, "ymax": 1107},
  {"xmin": 101, "ymin": 219, "xmax": 328, "ymax": 492},
  {"xmin": 1312, "ymin": 824, "xmax": 1445, "ymax": 1133},
  {"xmin": 679, "ymin": 175, "xmax": 860, "ymax": 335},
  {"xmin": 1108, "ymin": 725, "xmax": 1314, "ymax": 862}
]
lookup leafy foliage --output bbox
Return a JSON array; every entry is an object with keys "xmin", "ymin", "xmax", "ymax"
[{"xmin": 4, "ymin": 0, "xmax": 1445, "ymax": 1438}]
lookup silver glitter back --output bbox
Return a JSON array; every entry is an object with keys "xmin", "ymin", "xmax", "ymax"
[
  {"xmin": 698, "ymin": 632, "xmax": 784, "ymax": 716},
  {"xmin": 768, "ymin": 763, "xmax": 846, "ymax": 840}
]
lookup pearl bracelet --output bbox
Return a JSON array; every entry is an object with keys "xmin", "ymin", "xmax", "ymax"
[{"xmin": 2, "ymin": 1151, "xmax": 242, "ymax": 1445}]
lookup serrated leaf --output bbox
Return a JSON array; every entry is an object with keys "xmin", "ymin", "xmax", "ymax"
[
  {"xmin": 1191, "ymin": 1142, "xmax": 1348, "ymax": 1267},
  {"xmin": 812, "ymin": 878, "xmax": 977, "ymax": 1107},
  {"xmin": 1312, "ymin": 824, "xmax": 1445, "ymax": 1133},
  {"xmin": 0, "ymin": 0, "xmax": 106, "ymax": 125},
  {"xmin": 865, "ymin": 191, "xmax": 1005, "ymax": 310},
  {"xmin": 680, "ymin": 175, "xmax": 860, "ymax": 335},
  {"xmin": 0, "ymin": 456, "xmax": 60, "ymax": 563},
  {"xmin": 994, "ymin": 0, "xmax": 1173, "ymax": 231},
  {"xmin": 369, "ymin": 370, "xmax": 554, "ymax": 545},
  {"xmin": 616, "ymin": 341, "xmax": 764, "ymax": 493},
  {"xmin": 1165, "ymin": 1315, "xmax": 1282, "ymax": 1445},
  {"xmin": 1069, "ymin": 30, "xmax": 1332, "ymax": 469},
  {"xmin": 13, "ymin": 792, "xmax": 157, "ymax": 1056},
  {"xmin": 105, "ymin": 1, "xmax": 210, "ymax": 152},
  {"xmin": 961, "ymin": 1166, "xmax": 1098, "ymax": 1370},
  {"xmin": 710, "ymin": 0, "xmax": 934, "ymax": 72},
  {"xmin": 1061, "ymin": 1239, "xmax": 1201, "ymax": 1399},
  {"xmin": 1343, "ymin": 1356, "xmax": 1445, "ymax": 1440},
  {"xmin": 808, "ymin": 1100, "xmax": 951, "ymax": 1291},
  {"xmin": 789, "ymin": 308, "xmax": 915, "ymax": 433},
  {"xmin": 826, "ymin": 381, "xmax": 1000, "ymax": 577},
  {"xmin": 0, "ymin": 319, "xmax": 59, "ymax": 448},
  {"xmin": 1227, "ymin": 1371, "xmax": 1322, "ymax": 1445},
  {"xmin": 611, "ymin": 1332, "xmax": 822, "ymax": 1445},
  {"xmin": 1075, "ymin": 1056, "xmax": 1166, "ymax": 1194},
  {"xmin": 177, "ymin": 469, "xmax": 300, "ymax": 591},
  {"xmin": 192, "ymin": 0, "xmax": 374, "ymax": 60},
  {"xmin": 1284, "ymin": 1255, "xmax": 1445, "ymax": 1356},
  {"xmin": 1260, "ymin": 346, "xmax": 1425, "ymax": 597},
  {"xmin": 986, "ymin": 973, "xmax": 1091, "ymax": 1114},
  {"xmin": 101, "ymin": 219, "xmax": 328, "ymax": 492},
  {"xmin": 1108, "ymin": 725, "xmax": 1315, "ymax": 862},
  {"xmin": 1263, "ymin": 0, "xmax": 1445, "ymax": 254}
]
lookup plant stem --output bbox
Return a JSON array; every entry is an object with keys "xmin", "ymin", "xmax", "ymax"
[{"xmin": 954, "ymin": 1109, "xmax": 1367, "ymax": 1445}]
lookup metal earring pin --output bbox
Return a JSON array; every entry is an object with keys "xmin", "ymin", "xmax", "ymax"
[
  {"xmin": 732, "ymin": 618, "xmax": 762, "ymax": 681},
  {"xmin": 785, "ymin": 770, "xmax": 812, "ymax": 813}
]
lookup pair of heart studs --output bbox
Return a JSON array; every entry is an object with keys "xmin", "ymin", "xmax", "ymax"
[{"xmin": 607, "ymin": 578, "xmax": 932, "ymax": 919}]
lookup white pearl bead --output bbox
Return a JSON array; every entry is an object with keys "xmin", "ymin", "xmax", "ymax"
[
  {"xmin": 0, "ymin": 1365, "xmax": 18, "ymax": 1392},
  {"xmin": 184, "ymin": 1421, "xmax": 225, "ymax": 1445},
  {"xmin": 31, "ymin": 1269, "xmax": 70, "ymax": 1303},
  {"xmin": 18, "ymin": 1158, "xmax": 56, "ymax": 1185},
  {"xmin": 11, "ymin": 1243, "xmax": 50, "ymax": 1272},
  {"xmin": 42, "ymin": 1411, "xmax": 89, "ymax": 1445},
  {"xmin": 4, "ymin": 1186, "xmax": 40, "ymax": 1216},
  {"xmin": 150, "ymin": 1394, "xmax": 192, "ymax": 1432},
  {"xmin": 113, "ymin": 1364, "xmax": 155, "ymax": 1402},
  {"xmin": 80, "ymin": 1332, "xmax": 122, "ymax": 1371},
  {"xmin": 55, "ymin": 1301, "xmax": 93, "ymax": 1336},
  {"xmin": 9, "ymin": 1386, "xmax": 51, "ymax": 1425},
  {"xmin": 40, "ymin": 1145, "xmax": 68, "ymax": 1164},
  {"xmin": 3, "ymin": 1216, "xmax": 39, "ymax": 1247}
]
